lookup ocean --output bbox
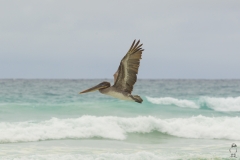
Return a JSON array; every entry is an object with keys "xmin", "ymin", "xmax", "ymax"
[{"xmin": 0, "ymin": 79, "xmax": 240, "ymax": 160}]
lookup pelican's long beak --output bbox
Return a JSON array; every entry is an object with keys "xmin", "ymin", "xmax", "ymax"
[{"xmin": 79, "ymin": 84, "xmax": 103, "ymax": 94}]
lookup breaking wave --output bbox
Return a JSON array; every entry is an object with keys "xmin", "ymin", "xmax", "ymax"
[
  {"xmin": 146, "ymin": 97, "xmax": 199, "ymax": 109},
  {"xmin": 200, "ymin": 96, "xmax": 240, "ymax": 112},
  {"xmin": 146, "ymin": 96, "xmax": 240, "ymax": 112},
  {"xmin": 0, "ymin": 115, "xmax": 240, "ymax": 143}
]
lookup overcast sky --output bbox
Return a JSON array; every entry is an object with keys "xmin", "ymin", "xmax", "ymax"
[{"xmin": 0, "ymin": 0, "xmax": 240, "ymax": 79}]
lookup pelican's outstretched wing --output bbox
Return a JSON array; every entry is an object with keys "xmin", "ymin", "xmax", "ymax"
[{"xmin": 113, "ymin": 40, "xmax": 144, "ymax": 93}]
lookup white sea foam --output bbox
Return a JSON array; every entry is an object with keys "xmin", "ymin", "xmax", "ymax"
[
  {"xmin": 147, "ymin": 96, "xmax": 240, "ymax": 112},
  {"xmin": 1, "ymin": 152, "xmax": 162, "ymax": 160},
  {"xmin": 0, "ymin": 115, "xmax": 240, "ymax": 143},
  {"xmin": 146, "ymin": 97, "xmax": 199, "ymax": 108},
  {"xmin": 0, "ymin": 151, "xmax": 224, "ymax": 160},
  {"xmin": 0, "ymin": 152, "xmax": 163, "ymax": 160},
  {"xmin": 199, "ymin": 96, "xmax": 240, "ymax": 112}
]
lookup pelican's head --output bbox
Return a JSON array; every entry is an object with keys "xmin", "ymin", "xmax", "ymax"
[{"xmin": 79, "ymin": 81, "xmax": 110, "ymax": 94}]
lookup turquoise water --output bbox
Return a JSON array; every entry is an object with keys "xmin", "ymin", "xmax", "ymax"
[{"xmin": 0, "ymin": 79, "xmax": 240, "ymax": 159}]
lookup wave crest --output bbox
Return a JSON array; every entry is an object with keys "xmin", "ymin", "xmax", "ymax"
[
  {"xmin": 146, "ymin": 97, "xmax": 199, "ymax": 108},
  {"xmin": 1, "ymin": 115, "xmax": 240, "ymax": 143},
  {"xmin": 147, "ymin": 96, "xmax": 240, "ymax": 112},
  {"xmin": 199, "ymin": 96, "xmax": 240, "ymax": 112}
]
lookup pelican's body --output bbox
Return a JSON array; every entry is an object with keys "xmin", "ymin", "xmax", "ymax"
[
  {"xmin": 99, "ymin": 86, "xmax": 134, "ymax": 101},
  {"xmin": 80, "ymin": 40, "xmax": 144, "ymax": 103}
]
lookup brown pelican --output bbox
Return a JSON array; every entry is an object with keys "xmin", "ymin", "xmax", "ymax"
[{"xmin": 80, "ymin": 40, "xmax": 144, "ymax": 103}]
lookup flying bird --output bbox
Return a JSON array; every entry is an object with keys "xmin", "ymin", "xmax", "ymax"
[{"xmin": 80, "ymin": 40, "xmax": 144, "ymax": 103}]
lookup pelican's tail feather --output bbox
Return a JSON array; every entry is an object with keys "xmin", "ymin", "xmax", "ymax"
[{"xmin": 132, "ymin": 95, "xmax": 143, "ymax": 103}]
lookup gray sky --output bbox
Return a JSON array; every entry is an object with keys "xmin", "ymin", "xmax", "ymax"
[{"xmin": 1, "ymin": 0, "xmax": 240, "ymax": 79}]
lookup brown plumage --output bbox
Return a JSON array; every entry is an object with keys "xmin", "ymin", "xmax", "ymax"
[
  {"xmin": 113, "ymin": 40, "xmax": 144, "ymax": 93},
  {"xmin": 80, "ymin": 40, "xmax": 144, "ymax": 103}
]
